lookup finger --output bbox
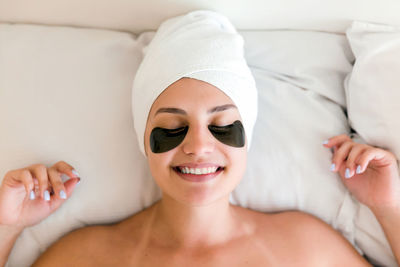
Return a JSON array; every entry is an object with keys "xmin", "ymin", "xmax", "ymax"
[
  {"xmin": 33, "ymin": 178, "xmax": 39, "ymax": 192},
  {"xmin": 54, "ymin": 161, "xmax": 80, "ymax": 178},
  {"xmin": 344, "ymin": 144, "xmax": 369, "ymax": 177},
  {"xmin": 323, "ymin": 134, "xmax": 351, "ymax": 149},
  {"xmin": 331, "ymin": 141, "xmax": 354, "ymax": 172},
  {"xmin": 47, "ymin": 167, "xmax": 67, "ymax": 200},
  {"xmin": 356, "ymin": 147, "xmax": 392, "ymax": 172},
  {"xmin": 27, "ymin": 164, "xmax": 50, "ymax": 201},
  {"xmin": 48, "ymin": 161, "xmax": 80, "ymax": 200},
  {"xmin": 3, "ymin": 169, "xmax": 28, "ymax": 187},
  {"xmin": 47, "ymin": 177, "xmax": 80, "ymax": 213},
  {"xmin": 17, "ymin": 169, "xmax": 35, "ymax": 199},
  {"xmin": 63, "ymin": 177, "xmax": 80, "ymax": 197}
]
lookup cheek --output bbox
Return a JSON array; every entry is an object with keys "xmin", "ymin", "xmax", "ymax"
[
  {"xmin": 228, "ymin": 148, "xmax": 247, "ymax": 172},
  {"xmin": 148, "ymin": 152, "xmax": 175, "ymax": 177}
]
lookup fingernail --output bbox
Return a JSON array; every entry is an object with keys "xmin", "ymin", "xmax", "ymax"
[
  {"xmin": 356, "ymin": 165, "xmax": 362, "ymax": 174},
  {"xmin": 330, "ymin": 163, "xmax": 336, "ymax": 171},
  {"xmin": 322, "ymin": 140, "xmax": 329, "ymax": 145},
  {"xmin": 77, "ymin": 177, "xmax": 81, "ymax": 185},
  {"xmin": 29, "ymin": 190, "xmax": 35, "ymax": 200},
  {"xmin": 72, "ymin": 169, "xmax": 80, "ymax": 177},
  {"xmin": 345, "ymin": 168, "xmax": 352, "ymax": 179},
  {"xmin": 60, "ymin": 190, "xmax": 67, "ymax": 199},
  {"xmin": 44, "ymin": 190, "xmax": 50, "ymax": 201}
]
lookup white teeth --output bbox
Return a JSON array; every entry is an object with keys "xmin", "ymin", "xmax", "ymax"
[{"xmin": 178, "ymin": 166, "xmax": 219, "ymax": 175}]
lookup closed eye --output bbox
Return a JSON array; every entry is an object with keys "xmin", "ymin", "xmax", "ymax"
[
  {"xmin": 209, "ymin": 124, "xmax": 232, "ymax": 128},
  {"xmin": 208, "ymin": 124, "xmax": 233, "ymax": 133},
  {"xmin": 163, "ymin": 126, "xmax": 187, "ymax": 134}
]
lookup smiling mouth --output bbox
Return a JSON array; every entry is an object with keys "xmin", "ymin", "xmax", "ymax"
[{"xmin": 172, "ymin": 166, "xmax": 225, "ymax": 182}]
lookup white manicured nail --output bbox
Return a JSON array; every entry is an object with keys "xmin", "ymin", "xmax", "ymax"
[
  {"xmin": 356, "ymin": 165, "xmax": 362, "ymax": 174},
  {"xmin": 72, "ymin": 169, "xmax": 80, "ymax": 177},
  {"xmin": 60, "ymin": 190, "xmax": 67, "ymax": 199},
  {"xmin": 322, "ymin": 140, "xmax": 329, "ymax": 145},
  {"xmin": 29, "ymin": 190, "xmax": 35, "ymax": 200},
  {"xmin": 345, "ymin": 168, "xmax": 352, "ymax": 179},
  {"xmin": 330, "ymin": 163, "xmax": 336, "ymax": 171},
  {"xmin": 44, "ymin": 190, "xmax": 50, "ymax": 201}
]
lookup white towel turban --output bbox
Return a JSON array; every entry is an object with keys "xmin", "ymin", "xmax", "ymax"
[{"xmin": 132, "ymin": 10, "xmax": 258, "ymax": 157}]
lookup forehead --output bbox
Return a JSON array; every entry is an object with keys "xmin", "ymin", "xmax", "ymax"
[{"xmin": 150, "ymin": 78, "xmax": 234, "ymax": 113}]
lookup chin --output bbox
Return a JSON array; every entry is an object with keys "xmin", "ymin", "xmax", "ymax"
[
  {"xmin": 173, "ymin": 190, "xmax": 230, "ymax": 207},
  {"xmin": 167, "ymin": 179, "xmax": 238, "ymax": 207}
]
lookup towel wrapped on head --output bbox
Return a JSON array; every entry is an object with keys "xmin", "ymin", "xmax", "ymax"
[{"xmin": 132, "ymin": 10, "xmax": 258, "ymax": 157}]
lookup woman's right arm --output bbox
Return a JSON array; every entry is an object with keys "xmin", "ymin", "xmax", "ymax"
[
  {"xmin": 0, "ymin": 162, "xmax": 80, "ymax": 267},
  {"xmin": 0, "ymin": 225, "xmax": 23, "ymax": 267}
]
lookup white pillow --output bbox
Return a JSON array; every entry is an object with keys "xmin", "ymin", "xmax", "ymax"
[
  {"xmin": 0, "ymin": 24, "xmax": 160, "ymax": 267},
  {"xmin": 345, "ymin": 21, "xmax": 400, "ymax": 159},
  {"xmin": 234, "ymin": 30, "xmax": 359, "ymax": 244},
  {"xmin": 345, "ymin": 21, "xmax": 400, "ymax": 267},
  {"xmin": 1, "ymin": 24, "xmax": 379, "ymax": 266}
]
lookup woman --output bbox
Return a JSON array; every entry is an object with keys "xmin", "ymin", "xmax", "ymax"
[{"xmin": 1, "ymin": 11, "xmax": 400, "ymax": 266}]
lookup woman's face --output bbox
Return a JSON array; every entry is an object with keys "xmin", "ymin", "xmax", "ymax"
[{"xmin": 144, "ymin": 78, "xmax": 247, "ymax": 206}]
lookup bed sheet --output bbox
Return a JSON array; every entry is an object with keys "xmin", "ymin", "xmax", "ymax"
[{"xmin": 0, "ymin": 23, "xmax": 396, "ymax": 266}]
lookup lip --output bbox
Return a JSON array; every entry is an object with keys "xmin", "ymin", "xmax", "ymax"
[{"xmin": 172, "ymin": 166, "xmax": 224, "ymax": 183}]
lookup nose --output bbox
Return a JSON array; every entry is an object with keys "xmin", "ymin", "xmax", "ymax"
[{"xmin": 181, "ymin": 123, "xmax": 215, "ymax": 156}]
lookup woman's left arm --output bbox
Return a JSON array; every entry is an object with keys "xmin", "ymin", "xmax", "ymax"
[{"xmin": 323, "ymin": 134, "xmax": 400, "ymax": 264}]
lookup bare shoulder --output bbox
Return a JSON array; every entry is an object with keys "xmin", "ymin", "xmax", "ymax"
[
  {"xmin": 267, "ymin": 210, "xmax": 371, "ymax": 266},
  {"xmin": 233, "ymin": 206, "xmax": 371, "ymax": 266},
  {"xmin": 32, "ymin": 205, "xmax": 155, "ymax": 267},
  {"xmin": 32, "ymin": 224, "xmax": 111, "ymax": 266}
]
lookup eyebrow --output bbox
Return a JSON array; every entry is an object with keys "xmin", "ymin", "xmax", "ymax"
[{"xmin": 154, "ymin": 104, "xmax": 237, "ymax": 117}]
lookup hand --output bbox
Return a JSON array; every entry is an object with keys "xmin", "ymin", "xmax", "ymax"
[
  {"xmin": 323, "ymin": 134, "xmax": 400, "ymax": 211},
  {"xmin": 0, "ymin": 161, "xmax": 80, "ymax": 231}
]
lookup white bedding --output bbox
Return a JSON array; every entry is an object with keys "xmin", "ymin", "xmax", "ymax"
[
  {"xmin": 0, "ymin": 21, "xmax": 398, "ymax": 266},
  {"xmin": 345, "ymin": 21, "xmax": 400, "ymax": 267},
  {"xmin": 1, "ymin": 0, "xmax": 400, "ymax": 33}
]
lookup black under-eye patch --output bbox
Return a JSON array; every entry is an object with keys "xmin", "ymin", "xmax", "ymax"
[
  {"xmin": 150, "ymin": 126, "xmax": 189, "ymax": 153},
  {"xmin": 149, "ymin": 120, "xmax": 245, "ymax": 153},
  {"xmin": 208, "ymin": 120, "xmax": 245, "ymax": 148}
]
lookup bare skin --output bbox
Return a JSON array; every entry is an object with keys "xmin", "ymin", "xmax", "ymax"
[
  {"xmin": 3, "ymin": 78, "xmax": 399, "ymax": 266},
  {"xmin": 33, "ymin": 202, "xmax": 369, "ymax": 266},
  {"xmin": 32, "ymin": 78, "xmax": 371, "ymax": 267}
]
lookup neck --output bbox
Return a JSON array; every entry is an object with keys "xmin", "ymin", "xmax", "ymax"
[{"xmin": 150, "ymin": 194, "xmax": 242, "ymax": 249}]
